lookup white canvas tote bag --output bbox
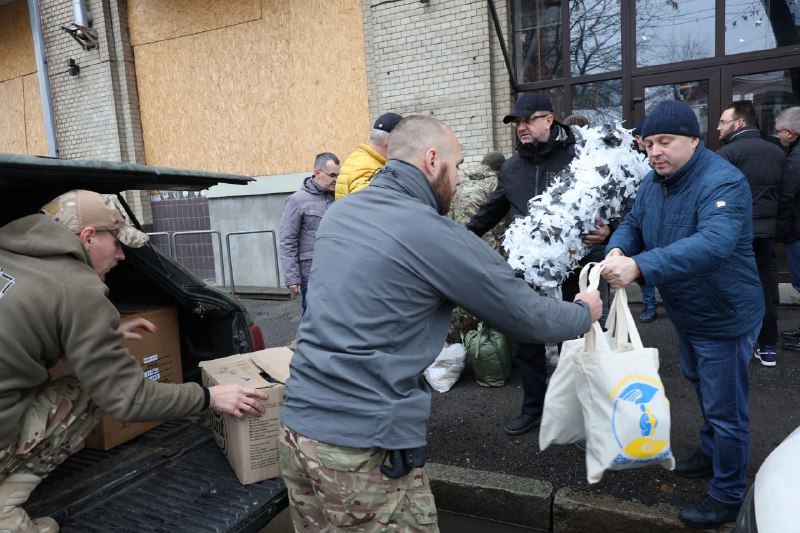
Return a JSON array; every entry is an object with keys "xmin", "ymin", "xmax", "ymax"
[
  {"xmin": 576, "ymin": 285, "xmax": 675, "ymax": 484},
  {"xmin": 539, "ymin": 263, "xmax": 610, "ymax": 450}
]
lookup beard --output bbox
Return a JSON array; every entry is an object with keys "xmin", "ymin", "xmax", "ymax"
[{"xmin": 432, "ymin": 166, "xmax": 455, "ymax": 215}]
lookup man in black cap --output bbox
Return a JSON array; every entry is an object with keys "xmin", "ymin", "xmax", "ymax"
[
  {"xmin": 467, "ymin": 93, "xmax": 611, "ymax": 437},
  {"xmin": 335, "ymin": 112, "xmax": 403, "ymax": 200}
]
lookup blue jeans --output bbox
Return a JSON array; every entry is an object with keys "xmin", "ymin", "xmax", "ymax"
[
  {"xmin": 300, "ymin": 282, "xmax": 308, "ymax": 315},
  {"xmin": 787, "ymin": 239, "xmax": 800, "ymax": 293},
  {"xmin": 676, "ymin": 325, "xmax": 758, "ymax": 504},
  {"xmin": 641, "ymin": 286, "xmax": 657, "ymax": 309}
]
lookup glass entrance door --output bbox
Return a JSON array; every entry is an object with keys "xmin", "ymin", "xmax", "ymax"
[{"xmin": 632, "ymin": 70, "xmax": 721, "ymax": 148}]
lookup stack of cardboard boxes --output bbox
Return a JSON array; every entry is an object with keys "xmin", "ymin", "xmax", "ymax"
[
  {"xmin": 48, "ymin": 303, "xmax": 294, "ymax": 485},
  {"xmin": 48, "ymin": 306, "xmax": 183, "ymax": 450}
]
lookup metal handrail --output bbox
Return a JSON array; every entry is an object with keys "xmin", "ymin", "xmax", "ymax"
[
  {"xmin": 172, "ymin": 230, "xmax": 226, "ymax": 288},
  {"xmin": 224, "ymin": 230, "xmax": 280, "ymax": 296},
  {"xmin": 145, "ymin": 231, "xmax": 175, "ymax": 259}
]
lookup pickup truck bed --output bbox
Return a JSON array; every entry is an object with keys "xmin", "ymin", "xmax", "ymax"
[{"xmin": 27, "ymin": 416, "xmax": 287, "ymax": 532}]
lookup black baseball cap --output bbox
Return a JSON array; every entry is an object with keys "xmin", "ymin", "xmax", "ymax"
[
  {"xmin": 373, "ymin": 112, "xmax": 403, "ymax": 133},
  {"xmin": 502, "ymin": 93, "xmax": 554, "ymax": 124}
]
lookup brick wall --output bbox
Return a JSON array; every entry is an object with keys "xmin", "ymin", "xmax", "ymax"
[{"xmin": 360, "ymin": 0, "xmax": 516, "ymax": 162}]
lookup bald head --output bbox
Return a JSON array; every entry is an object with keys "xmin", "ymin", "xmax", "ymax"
[
  {"xmin": 387, "ymin": 115, "xmax": 463, "ymax": 215},
  {"xmin": 388, "ymin": 116, "xmax": 454, "ymax": 164}
]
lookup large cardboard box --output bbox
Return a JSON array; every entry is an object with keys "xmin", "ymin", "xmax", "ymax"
[
  {"xmin": 85, "ymin": 306, "xmax": 183, "ymax": 450},
  {"xmin": 199, "ymin": 347, "xmax": 292, "ymax": 484}
]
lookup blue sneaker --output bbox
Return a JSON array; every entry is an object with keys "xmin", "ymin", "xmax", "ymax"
[
  {"xmin": 639, "ymin": 306, "xmax": 657, "ymax": 323},
  {"xmin": 754, "ymin": 347, "xmax": 776, "ymax": 367}
]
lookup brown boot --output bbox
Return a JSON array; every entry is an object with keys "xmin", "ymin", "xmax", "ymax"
[{"xmin": 0, "ymin": 473, "xmax": 59, "ymax": 533}]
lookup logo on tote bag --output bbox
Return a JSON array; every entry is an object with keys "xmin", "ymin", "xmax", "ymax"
[{"xmin": 609, "ymin": 374, "xmax": 672, "ymax": 465}]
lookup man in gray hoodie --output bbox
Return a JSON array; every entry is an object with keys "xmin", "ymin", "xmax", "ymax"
[{"xmin": 279, "ymin": 116, "xmax": 601, "ymax": 531}]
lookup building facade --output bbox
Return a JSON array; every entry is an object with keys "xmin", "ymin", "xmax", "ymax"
[{"xmin": 2, "ymin": 0, "xmax": 799, "ymax": 284}]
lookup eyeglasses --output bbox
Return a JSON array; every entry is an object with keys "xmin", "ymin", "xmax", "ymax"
[
  {"xmin": 717, "ymin": 118, "xmax": 738, "ymax": 127},
  {"xmin": 775, "ymin": 128, "xmax": 791, "ymax": 135},
  {"xmin": 319, "ymin": 170, "xmax": 339, "ymax": 179},
  {"xmin": 513, "ymin": 114, "xmax": 551, "ymax": 126}
]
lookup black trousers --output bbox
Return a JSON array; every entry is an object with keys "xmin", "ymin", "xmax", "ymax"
[
  {"xmin": 753, "ymin": 237, "xmax": 778, "ymax": 347},
  {"xmin": 514, "ymin": 271, "xmax": 582, "ymax": 417}
]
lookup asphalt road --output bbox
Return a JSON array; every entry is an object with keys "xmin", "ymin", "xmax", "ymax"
[{"xmin": 242, "ymin": 295, "xmax": 800, "ymax": 510}]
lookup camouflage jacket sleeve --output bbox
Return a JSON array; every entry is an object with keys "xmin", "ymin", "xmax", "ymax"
[{"xmin": 466, "ymin": 179, "xmax": 509, "ymax": 237}]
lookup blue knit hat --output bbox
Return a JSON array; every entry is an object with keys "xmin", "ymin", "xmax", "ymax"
[
  {"xmin": 641, "ymin": 100, "xmax": 701, "ymax": 138},
  {"xmin": 632, "ymin": 119, "xmax": 646, "ymax": 138}
]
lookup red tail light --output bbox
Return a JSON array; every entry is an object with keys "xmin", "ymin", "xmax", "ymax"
[{"xmin": 248, "ymin": 324, "xmax": 266, "ymax": 351}]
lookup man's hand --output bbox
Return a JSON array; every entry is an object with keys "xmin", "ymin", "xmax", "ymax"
[
  {"xmin": 119, "ymin": 317, "xmax": 157, "ymax": 340},
  {"xmin": 580, "ymin": 220, "xmax": 610, "ymax": 246},
  {"xmin": 209, "ymin": 385, "xmax": 269, "ymax": 420},
  {"xmin": 606, "ymin": 247, "xmax": 625, "ymax": 258},
  {"xmin": 288, "ymin": 284, "xmax": 301, "ymax": 295},
  {"xmin": 574, "ymin": 290, "xmax": 602, "ymax": 323},
  {"xmin": 601, "ymin": 255, "xmax": 641, "ymax": 288}
]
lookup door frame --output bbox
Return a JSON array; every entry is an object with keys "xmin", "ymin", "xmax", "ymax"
[{"xmin": 631, "ymin": 69, "xmax": 722, "ymax": 148}]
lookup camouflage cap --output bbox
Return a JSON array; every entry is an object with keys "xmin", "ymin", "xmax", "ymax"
[{"xmin": 40, "ymin": 190, "xmax": 149, "ymax": 248}]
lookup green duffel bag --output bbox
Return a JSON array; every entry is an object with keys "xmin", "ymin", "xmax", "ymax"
[{"xmin": 462, "ymin": 322, "xmax": 512, "ymax": 387}]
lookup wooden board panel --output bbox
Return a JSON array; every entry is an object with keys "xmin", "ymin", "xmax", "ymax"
[
  {"xmin": 128, "ymin": 0, "xmax": 262, "ymax": 47},
  {"xmin": 0, "ymin": 0, "xmax": 36, "ymax": 82},
  {"xmin": 23, "ymin": 73, "xmax": 47, "ymax": 156},
  {"xmin": 0, "ymin": 78, "xmax": 26, "ymax": 153},
  {"xmin": 132, "ymin": 0, "xmax": 369, "ymax": 176}
]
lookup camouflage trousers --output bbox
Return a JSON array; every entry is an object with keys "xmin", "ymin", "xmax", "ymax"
[
  {"xmin": 279, "ymin": 423, "xmax": 439, "ymax": 532},
  {"xmin": 0, "ymin": 376, "xmax": 102, "ymax": 482}
]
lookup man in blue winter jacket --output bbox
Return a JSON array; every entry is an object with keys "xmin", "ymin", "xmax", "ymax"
[{"xmin": 601, "ymin": 100, "xmax": 764, "ymax": 530}]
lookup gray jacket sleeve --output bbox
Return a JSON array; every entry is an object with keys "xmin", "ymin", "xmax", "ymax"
[
  {"xmin": 434, "ymin": 222, "xmax": 592, "ymax": 343},
  {"xmin": 279, "ymin": 194, "xmax": 302, "ymax": 286}
]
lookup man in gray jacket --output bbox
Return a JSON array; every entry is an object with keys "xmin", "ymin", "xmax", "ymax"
[
  {"xmin": 279, "ymin": 116, "xmax": 601, "ymax": 531},
  {"xmin": 278, "ymin": 152, "xmax": 339, "ymax": 313}
]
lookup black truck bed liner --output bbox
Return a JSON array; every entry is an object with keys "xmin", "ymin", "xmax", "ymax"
[{"xmin": 26, "ymin": 416, "xmax": 287, "ymax": 532}]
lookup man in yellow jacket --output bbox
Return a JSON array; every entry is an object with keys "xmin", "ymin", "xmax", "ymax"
[{"xmin": 335, "ymin": 112, "xmax": 403, "ymax": 200}]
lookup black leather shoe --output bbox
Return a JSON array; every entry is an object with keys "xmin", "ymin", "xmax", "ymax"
[
  {"xmin": 678, "ymin": 494, "xmax": 741, "ymax": 529},
  {"xmin": 781, "ymin": 327, "xmax": 800, "ymax": 340},
  {"xmin": 675, "ymin": 449, "xmax": 713, "ymax": 478},
  {"xmin": 785, "ymin": 340, "xmax": 800, "ymax": 352},
  {"xmin": 504, "ymin": 414, "xmax": 541, "ymax": 436}
]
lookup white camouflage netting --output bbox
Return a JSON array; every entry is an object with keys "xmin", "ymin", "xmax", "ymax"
[{"xmin": 503, "ymin": 122, "xmax": 651, "ymax": 297}]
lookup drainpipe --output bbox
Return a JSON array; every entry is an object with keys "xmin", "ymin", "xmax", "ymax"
[
  {"xmin": 27, "ymin": 0, "xmax": 59, "ymax": 158},
  {"xmin": 72, "ymin": 0, "xmax": 89, "ymax": 26},
  {"xmin": 487, "ymin": 0, "xmax": 518, "ymax": 93}
]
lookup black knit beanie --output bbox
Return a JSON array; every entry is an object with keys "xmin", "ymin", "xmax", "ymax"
[{"xmin": 641, "ymin": 100, "xmax": 701, "ymax": 138}]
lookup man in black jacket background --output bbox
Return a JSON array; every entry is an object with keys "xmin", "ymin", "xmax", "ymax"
[
  {"xmin": 716, "ymin": 100, "xmax": 795, "ymax": 366},
  {"xmin": 467, "ymin": 93, "xmax": 611, "ymax": 436},
  {"xmin": 775, "ymin": 106, "xmax": 800, "ymax": 351}
]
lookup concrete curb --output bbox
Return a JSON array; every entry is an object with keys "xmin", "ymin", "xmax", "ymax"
[
  {"xmin": 427, "ymin": 463, "xmax": 732, "ymax": 532},
  {"xmin": 427, "ymin": 462, "xmax": 553, "ymax": 530}
]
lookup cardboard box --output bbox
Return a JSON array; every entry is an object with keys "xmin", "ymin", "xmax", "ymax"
[
  {"xmin": 47, "ymin": 306, "xmax": 183, "ymax": 451},
  {"xmin": 200, "ymin": 347, "xmax": 292, "ymax": 484}
]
